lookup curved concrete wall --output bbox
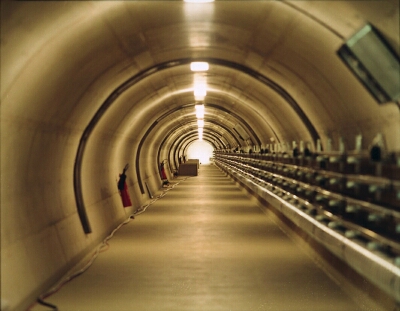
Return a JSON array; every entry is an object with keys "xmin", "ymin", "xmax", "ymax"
[{"xmin": 1, "ymin": 1, "xmax": 399, "ymax": 310}]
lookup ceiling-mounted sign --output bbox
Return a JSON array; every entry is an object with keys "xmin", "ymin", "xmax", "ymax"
[{"xmin": 338, "ymin": 23, "xmax": 400, "ymax": 104}]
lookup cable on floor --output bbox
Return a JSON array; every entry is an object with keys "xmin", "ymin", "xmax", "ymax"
[
  {"xmin": 29, "ymin": 176, "xmax": 190, "ymax": 311},
  {"xmin": 134, "ymin": 177, "xmax": 191, "ymax": 216}
]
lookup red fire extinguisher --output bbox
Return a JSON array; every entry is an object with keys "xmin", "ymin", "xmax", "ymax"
[
  {"xmin": 160, "ymin": 161, "xmax": 167, "ymax": 180},
  {"xmin": 117, "ymin": 163, "xmax": 132, "ymax": 207},
  {"xmin": 160, "ymin": 160, "xmax": 170, "ymax": 187}
]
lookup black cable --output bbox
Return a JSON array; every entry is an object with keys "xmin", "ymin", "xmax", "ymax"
[
  {"xmin": 37, "ymin": 298, "xmax": 58, "ymax": 310},
  {"xmin": 32, "ymin": 176, "xmax": 188, "ymax": 310}
]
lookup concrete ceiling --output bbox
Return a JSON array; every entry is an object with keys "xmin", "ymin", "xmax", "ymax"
[{"xmin": 2, "ymin": 1, "xmax": 399, "ymax": 151}]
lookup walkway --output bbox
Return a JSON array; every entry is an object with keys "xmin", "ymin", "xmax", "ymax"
[{"xmin": 32, "ymin": 164, "xmax": 366, "ymax": 311}]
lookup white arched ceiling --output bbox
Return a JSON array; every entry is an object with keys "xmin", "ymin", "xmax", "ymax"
[
  {"xmin": 1, "ymin": 1, "xmax": 399, "ymax": 310},
  {"xmin": 3, "ymin": 1, "xmax": 398, "ymax": 156}
]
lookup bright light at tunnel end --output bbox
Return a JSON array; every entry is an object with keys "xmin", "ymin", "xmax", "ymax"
[
  {"xmin": 187, "ymin": 141, "xmax": 214, "ymax": 165},
  {"xmin": 190, "ymin": 62, "xmax": 209, "ymax": 71}
]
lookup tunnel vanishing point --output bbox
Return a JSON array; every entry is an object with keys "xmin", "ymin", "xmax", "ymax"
[{"xmin": 1, "ymin": 1, "xmax": 400, "ymax": 311}]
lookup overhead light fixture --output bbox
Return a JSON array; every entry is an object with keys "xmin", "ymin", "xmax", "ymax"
[
  {"xmin": 195, "ymin": 104, "xmax": 204, "ymax": 118},
  {"xmin": 197, "ymin": 119, "xmax": 204, "ymax": 128},
  {"xmin": 195, "ymin": 104, "xmax": 204, "ymax": 111},
  {"xmin": 184, "ymin": 0, "xmax": 214, "ymax": 3},
  {"xmin": 190, "ymin": 62, "xmax": 209, "ymax": 72},
  {"xmin": 194, "ymin": 86, "xmax": 207, "ymax": 101},
  {"xmin": 195, "ymin": 110, "xmax": 204, "ymax": 118},
  {"xmin": 195, "ymin": 104, "xmax": 205, "ymax": 141},
  {"xmin": 193, "ymin": 73, "xmax": 207, "ymax": 100},
  {"xmin": 198, "ymin": 128, "xmax": 203, "ymax": 141}
]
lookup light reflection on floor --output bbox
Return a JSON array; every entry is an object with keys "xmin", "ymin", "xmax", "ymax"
[{"xmin": 32, "ymin": 164, "xmax": 365, "ymax": 311}]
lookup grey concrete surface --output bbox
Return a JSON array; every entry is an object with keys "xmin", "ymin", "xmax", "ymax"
[{"xmin": 31, "ymin": 164, "xmax": 364, "ymax": 311}]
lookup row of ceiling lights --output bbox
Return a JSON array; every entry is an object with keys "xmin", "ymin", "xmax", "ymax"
[
  {"xmin": 191, "ymin": 62, "xmax": 209, "ymax": 141},
  {"xmin": 185, "ymin": 0, "xmax": 214, "ymax": 141}
]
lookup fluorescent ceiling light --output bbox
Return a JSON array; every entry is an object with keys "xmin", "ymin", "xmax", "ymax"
[
  {"xmin": 185, "ymin": 0, "xmax": 214, "ymax": 3},
  {"xmin": 198, "ymin": 128, "xmax": 203, "ymax": 141},
  {"xmin": 193, "ymin": 74, "xmax": 207, "ymax": 100},
  {"xmin": 338, "ymin": 23, "xmax": 400, "ymax": 103},
  {"xmin": 195, "ymin": 104, "xmax": 204, "ymax": 111},
  {"xmin": 194, "ymin": 90, "xmax": 206, "ymax": 101},
  {"xmin": 196, "ymin": 110, "xmax": 204, "ymax": 118},
  {"xmin": 194, "ymin": 84, "xmax": 207, "ymax": 97},
  {"xmin": 190, "ymin": 62, "xmax": 209, "ymax": 72},
  {"xmin": 195, "ymin": 104, "xmax": 204, "ymax": 118},
  {"xmin": 197, "ymin": 119, "xmax": 204, "ymax": 128}
]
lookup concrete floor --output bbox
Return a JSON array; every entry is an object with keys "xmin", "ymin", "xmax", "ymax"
[{"xmin": 32, "ymin": 164, "xmax": 367, "ymax": 311}]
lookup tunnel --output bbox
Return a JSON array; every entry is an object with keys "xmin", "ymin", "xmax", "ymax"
[{"xmin": 1, "ymin": 1, "xmax": 400, "ymax": 311}]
